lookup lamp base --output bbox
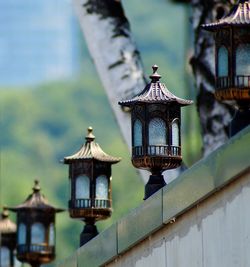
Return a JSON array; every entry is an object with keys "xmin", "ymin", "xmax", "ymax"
[
  {"xmin": 230, "ymin": 108, "xmax": 250, "ymax": 137},
  {"xmin": 144, "ymin": 174, "xmax": 166, "ymax": 200},
  {"xmin": 80, "ymin": 222, "xmax": 98, "ymax": 247}
]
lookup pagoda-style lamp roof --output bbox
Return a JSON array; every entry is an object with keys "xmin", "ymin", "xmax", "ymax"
[
  {"xmin": 8, "ymin": 180, "xmax": 64, "ymax": 213},
  {"xmin": 119, "ymin": 65, "xmax": 193, "ymax": 107},
  {"xmin": 119, "ymin": 65, "xmax": 193, "ymax": 200},
  {"xmin": 203, "ymin": 0, "xmax": 250, "ymax": 31},
  {"xmin": 0, "ymin": 207, "xmax": 16, "ymax": 234},
  {"xmin": 64, "ymin": 127, "xmax": 121, "ymax": 164}
]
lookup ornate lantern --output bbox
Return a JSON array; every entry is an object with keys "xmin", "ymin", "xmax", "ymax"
[
  {"xmin": 8, "ymin": 180, "xmax": 63, "ymax": 267},
  {"xmin": 63, "ymin": 127, "xmax": 121, "ymax": 246},
  {"xmin": 202, "ymin": 0, "xmax": 250, "ymax": 135},
  {"xmin": 119, "ymin": 65, "xmax": 193, "ymax": 200},
  {"xmin": 0, "ymin": 208, "xmax": 16, "ymax": 267}
]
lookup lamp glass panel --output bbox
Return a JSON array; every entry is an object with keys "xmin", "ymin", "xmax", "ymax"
[
  {"xmin": 0, "ymin": 246, "xmax": 10, "ymax": 267},
  {"xmin": 75, "ymin": 175, "xmax": 90, "ymax": 199},
  {"xmin": 236, "ymin": 44, "xmax": 250, "ymax": 76},
  {"xmin": 133, "ymin": 119, "xmax": 142, "ymax": 147},
  {"xmin": 149, "ymin": 117, "xmax": 166, "ymax": 146},
  {"xmin": 49, "ymin": 223, "xmax": 55, "ymax": 246},
  {"xmin": 96, "ymin": 175, "xmax": 108, "ymax": 199},
  {"xmin": 172, "ymin": 121, "xmax": 179, "ymax": 147},
  {"xmin": 31, "ymin": 222, "xmax": 45, "ymax": 244},
  {"xmin": 218, "ymin": 46, "xmax": 228, "ymax": 77},
  {"xmin": 18, "ymin": 223, "xmax": 26, "ymax": 245}
]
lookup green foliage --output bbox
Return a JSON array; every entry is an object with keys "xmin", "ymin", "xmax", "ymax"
[
  {"xmin": 0, "ymin": 75, "xmax": 144, "ymax": 262},
  {"xmin": 0, "ymin": 0, "xmax": 202, "ymax": 265}
]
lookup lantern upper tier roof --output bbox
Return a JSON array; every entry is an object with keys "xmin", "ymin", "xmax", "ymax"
[
  {"xmin": 202, "ymin": 0, "xmax": 250, "ymax": 31},
  {"xmin": 8, "ymin": 180, "xmax": 64, "ymax": 212},
  {"xmin": 0, "ymin": 208, "xmax": 16, "ymax": 234},
  {"xmin": 118, "ymin": 65, "xmax": 193, "ymax": 107},
  {"xmin": 64, "ymin": 127, "xmax": 121, "ymax": 164}
]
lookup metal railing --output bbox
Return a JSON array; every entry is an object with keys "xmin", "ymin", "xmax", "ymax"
[
  {"xmin": 18, "ymin": 244, "xmax": 54, "ymax": 253},
  {"xmin": 217, "ymin": 75, "xmax": 250, "ymax": 89},
  {"xmin": 74, "ymin": 199, "xmax": 91, "ymax": 208},
  {"xmin": 216, "ymin": 76, "xmax": 230, "ymax": 89},
  {"xmin": 71, "ymin": 199, "xmax": 111, "ymax": 209},
  {"xmin": 133, "ymin": 145, "xmax": 181, "ymax": 157},
  {"xmin": 234, "ymin": 75, "xmax": 250, "ymax": 88},
  {"xmin": 94, "ymin": 199, "xmax": 111, "ymax": 208}
]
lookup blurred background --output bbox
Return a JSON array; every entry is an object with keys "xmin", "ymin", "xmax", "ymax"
[{"xmin": 0, "ymin": 0, "xmax": 202, "ymax": 265}]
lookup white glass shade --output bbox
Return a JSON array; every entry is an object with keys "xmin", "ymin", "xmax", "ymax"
[
  {"xmin": 133, "ymin": 119, "xmax": 142, "ymax": 147},
  {"xmin": 218, "ymin": 46, "xmax": 228, "ymax": 77},
  {"xmin": 172, "ymin": 120, "xmax": 179, "ymax": 147},
  {"xmin": 236, "ymin": 44, "xmax": 250, "ymax": 76},
  {"xmin": 0, "ymin": 246, "xmax": 10, "ymax": 267},
  {"xmin": 149, "ymin": 117, "xmax": 166, "ymax": 146},
  {"xmin": 49, "ymin": 223, "xmax": 55, "ymax": 246},
  {"xmin": 75, "ymin": 175, "xmax": 90, "ymax": 199},
  {"xmin": 18, "ymin": 223, "xmax": 26, "ymax": 245},
  {"xmin": 96, "ymin": 175, "xmax": 108, "ymax": 199},
  {"xmin": 31, "ymin": 222, "xmax": 45, "ymax": 244}
]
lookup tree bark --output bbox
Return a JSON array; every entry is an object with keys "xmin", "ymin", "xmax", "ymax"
[
  {"xmin": 73, "ymin": 0, "xmax": 190, "ymax": 184},
  {"xmin": 190, "ymin": 0, "xmax": 235, "ymax": 156},
  {"xmin": 72, "ymin": 0, "xmax": 146, "ymax": 149}
]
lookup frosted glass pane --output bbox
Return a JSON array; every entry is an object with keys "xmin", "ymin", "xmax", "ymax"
[
  {"xmin": 218, "ymin": 46, "xmax": 228, "ymax": 77},
  {"xmin": 0, "ymin": 247, "xmax": 10, "ymax": 267},
  {"xmin": 172, "ymin": 121, "xmax": 179, "ymax": 147},
  {"xmin": 149, "ymin": 118, "xmax": 166, "ymax": 146},
  {"xmin": 96, "ymin": 175, "xmax": 108, "ymax": 199},
  {"xmin": 76, "ymin": 175, "xmax": 90, "ymax": 199},
  {"xmin": 133, "ymin": 119, "xmax": 142, "ymax": 146},
  {"xmin": 18, "ymin": 223, "xmax": 26, "ymax": 245},
  {"xmin": 236, "ymin": 44, "xmax": 250, "ymax": 75},
  {"xmin": 49, "ymin": 223, "xmax": 55, "ymax": 246},
  {"xmin": 31, "ymin": 223, "xmax": 45, "ymax": 244}
]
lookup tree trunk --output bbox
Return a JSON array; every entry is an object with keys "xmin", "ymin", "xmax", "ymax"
[
  {"xmin": 190, "ymin": 0, "xmax": 234, "ymax": 156},
  {"xmin": 72, "ymin": 0, "xmax": 146, "ymax": 149},
  {"xmin": 73, "ymin": 0, "xmax": 190, "ymax": 184}
]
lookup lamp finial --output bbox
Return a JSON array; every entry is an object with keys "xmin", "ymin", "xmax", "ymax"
[
  {"xmin": 86, "ymin": 126, "xmax": 95, "ymax": 142},
  {"xmin": 150, "ymin": 64, "xmax": 161, "ymax": 82}
]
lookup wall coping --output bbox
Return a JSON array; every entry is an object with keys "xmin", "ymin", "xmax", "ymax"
[{"xmin": 57, "ymin": 126, "xmax": 250, "ymax": 267}]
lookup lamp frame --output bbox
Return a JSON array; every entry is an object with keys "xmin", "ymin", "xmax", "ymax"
[{"xmin": 119, "ymin": 65, "xmax": 192, "ymax": 199}]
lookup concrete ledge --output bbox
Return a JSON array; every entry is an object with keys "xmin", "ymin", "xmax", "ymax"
[
  {"xmin": 163, "ymin": 126, "xmax": 250, "ymax": 224},
  {"xmin": 117, "ymin": 189, "xmax": 163, "ymax": 254},
  {"xmin": 77, "ymin": 223, "xmax": 117, "ymax": 267},
  {"xmin": 57, "ymin": 126, "xmax": 250, "ymax": 267},
  {"xmin": 57, "ymin": 253, "xmax": 77, "ymax": 267}
]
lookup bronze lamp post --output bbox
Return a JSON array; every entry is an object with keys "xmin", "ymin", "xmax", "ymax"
[
  {"xmin": 202, "ymin": 0, "xmax": 250, "ymax": 136},
  {"xmin": 119, "ymin": 65, "xmax": 193, "ymax": 200},
  {"xmin": 0, "ymin": 208, "xmax": 16, "ymax": 267},
  {"xmin": 8, "ymin": 180, "xmax": 63, "ymax": 267},
  {"xmin": 63, "ymin": 127, "xmax": 121, "ymax": 246}
]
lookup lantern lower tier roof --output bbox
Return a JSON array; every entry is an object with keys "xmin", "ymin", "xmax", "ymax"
[
  {"xmin": 119, "ymin": 82, "xmax": 193, "ymax": 107},
  {"xmin": 64, "ymin": 141, "xmax": 121, "ymax": 164},
  {"xmin": 203, "ymin": 0, "xmax": 250, "ymax": 30}
]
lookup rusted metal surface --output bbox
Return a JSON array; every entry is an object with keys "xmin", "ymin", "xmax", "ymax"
[
  {"xmin": 8, "ymin": 180, "xmax": 63, "ymax": 212},
  {"xmin": 119, "ymin": 65, "xmax": 192, "ymax": 107},
  {"xmin": 0, "ymin": 208, "xmax": 16, "ymax": 267},
  {"xmin": 63, "ymin": 127, "xmax": 121, "ymax": 246},
  {"xmin": 0, "ymin": 208, "xmax": 16, "ymax": 234},
  {"xmin": 64, "ymin": 127, "xmax": 121, "ymax": 164},
  {"xmin": 8, "ymin": 181, "xmax": 63, "ymax": 267},
  {"xmin": 57, "ymin": 126, "xmax": 250, "ymax": 267},
  {"xmin": 203, "ymin": 0, "xmax": 250, "ymax": 30},
  {"xmin": 119, "ymin": 65, "xmax": 192, "ymax": 199}
]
